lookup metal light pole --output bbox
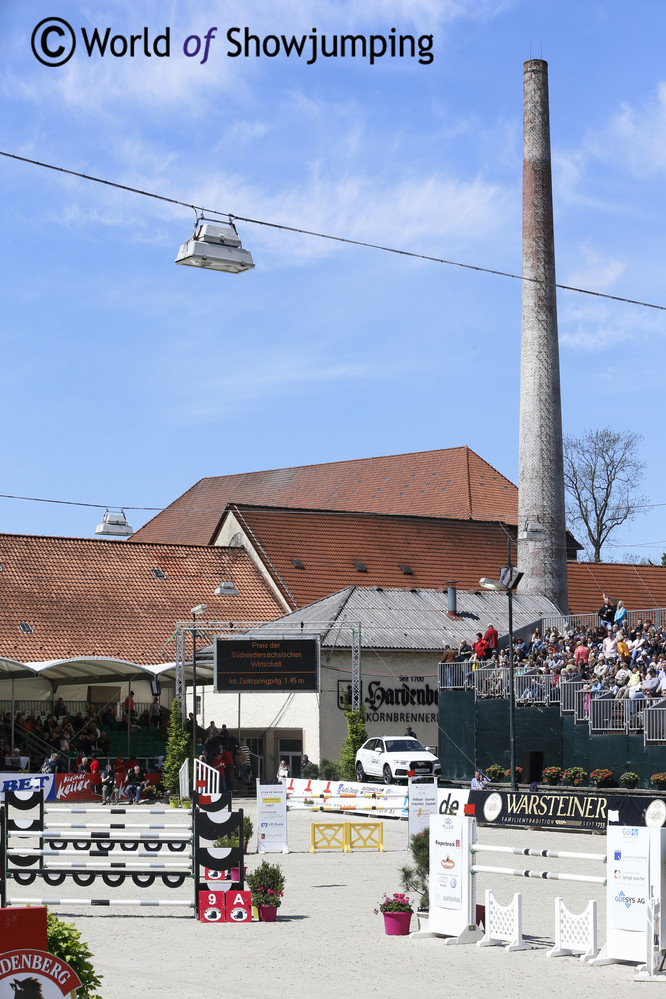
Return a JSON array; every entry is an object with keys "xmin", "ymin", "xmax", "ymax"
[
  {"xmin": 190, "ymin": 604, "xmax": 207, "ymax": 762},
  {"xmin": 506, "ymin": 554, "xmax": 517, "ymax": 792},
  {"xmin": 480, "ymin": 541, "xmax": 523, "ymax": 792}
]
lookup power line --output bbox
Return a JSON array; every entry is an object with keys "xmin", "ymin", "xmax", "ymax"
[
  {"xmin": 2, "ymin": 148, "xmax": 666, "ymax": 313},
  {"xmin": 0, "ymin": 493, "xmax": 161, "ymax": 511}
]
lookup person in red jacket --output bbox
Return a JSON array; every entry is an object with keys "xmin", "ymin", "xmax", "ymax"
[
  {"xmin": 472, "ymin": 633, "xmax": 490, "ymax": 661},
  {"xmin": 483, "ymin": 624, "xmax": 498, "ymax": 654}
]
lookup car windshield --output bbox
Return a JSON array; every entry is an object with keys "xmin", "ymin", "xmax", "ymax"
[{"xmin": 384, "ymin": 739, "xmax": 426, "ymax": 753}]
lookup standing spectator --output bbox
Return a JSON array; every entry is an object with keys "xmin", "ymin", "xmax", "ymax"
[
  {"xmin": 614, "ymin": 600, "xmax": 627, "ymax": 630},
  {"xmin": 237, "ymin": 741, "xmax": 251, "ymax": 785},
  {"xmin": 599, "ymin": 594, "xmax": 616, "ymax": 630},
  {"xmin": 150, "ymin": 697, "xmax": 161, "ymax": 728},
  {"xmin": 483, "ymin": 624, "xmax": 499, "ymax": 655},
  {"xmin": 100, "ymin": 764, "xmax": 115, "ymax": 805},
  {"xmin": 277, "ymin": 759, "xmax": 289, "ymax": 781},
  {"xmin": 472, "ymin": 633, "xmax": 489, "ymax": 661}
]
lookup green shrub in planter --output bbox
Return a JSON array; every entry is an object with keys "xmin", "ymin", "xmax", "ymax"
[
  {"xmin": 301, "ymin": 762, "xmax": 320, "ymax": 780},
  {"xmin": 542, "ymin": 766, "xmax": 563, "ymax": 785},
  {"xmin": 590, "ymin": 768, "xmax": 614, "ymax": 787},
  {"xmin": 400, "ymin": 827, "xmax": 429, "ymax": 910},
  {"xmin": 246, "ymin": 859, "xmax": 286, "ymax": 909},
  {"xmin": 650, "ymin": 772, "xmax": 666, "ymax": 789},
  {"xmin": 562, "ymin": 767, "xmax": 587, "ymax": 786},
  {"xmin": 619, "ymin": 771, "xmax": 640, "ymax": 789},
  {"xmin": 484, "ymin": 764, "xmax": 505, "ymax": 783},
  {"xmin": 46, "ymin": 909, "xmax": 102, "ymax": 999}
]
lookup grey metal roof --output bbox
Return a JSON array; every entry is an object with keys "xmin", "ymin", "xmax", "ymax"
[{"xmin": 238, "ymin": 585, "xmax": 560, "ymax": 652}]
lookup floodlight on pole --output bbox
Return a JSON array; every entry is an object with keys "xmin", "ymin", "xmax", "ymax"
[
  {"xmin": 214, "ymin": 580, "xmax": 239, "ymax": 597},
  {"xmin": 95, "ymin": 508, "xmax": 134, "ymax": 538},
  {"xmin": 175, "ymin": 220, "xmax": 254, "ymax": 273},
  {"xmin": 190, "ymin": 603, "xmax": 207, "ymax": 767}
]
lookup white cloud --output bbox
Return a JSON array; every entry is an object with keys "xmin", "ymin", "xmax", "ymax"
[{"xmin": 563, "ymin": 246, "xmax": 626, "ymax": 292}]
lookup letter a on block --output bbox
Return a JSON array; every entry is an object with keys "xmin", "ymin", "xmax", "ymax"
[{"xmin": 226, "ymin": 890, "xmax": 252, "ymax": 922}]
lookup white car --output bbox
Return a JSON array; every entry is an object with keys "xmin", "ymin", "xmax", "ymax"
[{"xmin": 355, "ymin": 736, "xmax": 441, "ymax": 784}]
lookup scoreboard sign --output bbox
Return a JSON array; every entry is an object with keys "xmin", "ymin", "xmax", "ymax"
[{"xmin": 214, "ymin": 637, "xmax": 320, "ymax": 692}]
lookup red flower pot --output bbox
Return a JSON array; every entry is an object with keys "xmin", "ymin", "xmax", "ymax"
[
  {"xmin": 383, "ymin": 911, "xmax": 412, "ymax": 935},
  {"xmin": 258, "ymin": 905, "xmax": 278, "ymax": 922}
]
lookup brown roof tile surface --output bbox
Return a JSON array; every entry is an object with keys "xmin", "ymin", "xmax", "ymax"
[
  {"xmin": 224, "ymin": 505, "xmax": 517, "ymax": 608},
  {"xmin": 0, "ymin": 535, "xmax": 284, "ymax": 665},
  {"xmin": 567, "ymin": 562, "xmax": 666, "ymax": 616},
  {"xmin": 132, "ymin": 447, "xmax": 518, "ymax": 546}
]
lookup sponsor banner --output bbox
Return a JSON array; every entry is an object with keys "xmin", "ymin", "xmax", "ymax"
[
  {"xmin": 286, "ymin": 777, "xmax": 408, "ymax": 817},
  {"xmin": 468, "ymin": 789, "xmax": 654, "ymax": 831},
  {"xmin": 607, "ymin": 825, "xmax": 649, "ymax": 933},
  {"xmin": 257, "ymin": 781, "xmax": 288, "ymax": 853},
  {"xmin": 408, "ymin": 778, "xmax": 438, "ymax": 839},
  {"xmin": 436, "ymin": 787, "xmax": 470, "ymax": 818},
  {"xmin": 430, "ymin": 811, "xmax": 464, "ymax": 911},
  {"xmin": 55, "ymin": 773, "xmax": 96, "ymax": 801},
  {"xmin": 0, "ymin": 948, "xmax": 82, "ymax": 997},
  {"xmin": 0, "ymin": 772, "xmax": 55, "ymax": 801}
]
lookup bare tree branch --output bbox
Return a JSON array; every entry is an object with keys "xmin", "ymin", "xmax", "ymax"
[{"xmin": 563, "ymin": 428, "xmax": 646, "ymax": 562}]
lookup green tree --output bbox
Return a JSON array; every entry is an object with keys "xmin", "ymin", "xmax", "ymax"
[
  {"xmin": 163, "ymin": 696, "xmax": 192, "ymax": 795},
  {"xmin": 563, "ymin": 427, "xmax": 646, "ymax": 562},
  {"xmin": 339, "ymin": 697, "xmax": 368, "ymax": 780}
]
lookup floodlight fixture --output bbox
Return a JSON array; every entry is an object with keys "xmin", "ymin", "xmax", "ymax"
[
  {"xmin": 191, "ymin": 603, "xmax": 208, "ymax": 616},
  {"xmin": 175, "ymin": 220, "xmax": 255, "ymax": 273},
  {"xmin": 214, "ymin": 580, "xmax": 239, "ymax": 597},
  {"xmin": 95, "ymin": 508, "xmax": 134, "ymax": 538}
]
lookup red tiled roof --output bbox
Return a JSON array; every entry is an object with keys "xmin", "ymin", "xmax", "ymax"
[
  {"xmin": 131, "ymin": 447, "xmax": 518, "ymax": 545},
  {"xmin": 222, "ymin": 505, "xmax": 518, "ymax": 608},
  {"xmin": 567, "ymin": 562, "xmax": 666, "ymax": 616},
  {"xmin": 0, "ymin": 535, "xmax": 284, "ymax": 665}
]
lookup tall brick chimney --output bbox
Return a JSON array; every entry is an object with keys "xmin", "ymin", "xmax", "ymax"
[{"xmin": 517, "ymin": 59, "xmax": 568, "ymax": 613}]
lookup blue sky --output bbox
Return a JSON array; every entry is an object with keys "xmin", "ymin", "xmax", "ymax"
[{"xmin": 1, "ymin": 0, "xmax": 665, "ymax": 562}]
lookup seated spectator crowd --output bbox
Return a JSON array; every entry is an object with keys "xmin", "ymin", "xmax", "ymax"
[{"xmin": 449, "ymin": 604, "xmax": 666, "ymax": 707}]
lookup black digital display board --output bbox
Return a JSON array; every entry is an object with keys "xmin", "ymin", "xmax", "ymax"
[{"xmin": 214, "ymin": 637, "xmax": 320, "ymax": 692}]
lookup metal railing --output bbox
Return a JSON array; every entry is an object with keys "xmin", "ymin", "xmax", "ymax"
[
  {"xmin": 588, "ymin": 695, "xmax": 647, "ymax": 734},
  {"xmin": 643, "ymin": 701, "xmax": 666, "ymax": 743},
  {"xmin": 438, "ymin": 661, "xmax": 469, "ymax": 690},
  {"xmin": 441, "ymin": 659, "xmax": 666, "ymax": 744},
  {"xmin": 542, "ymin": 607, "xmax": 666, "ymax": 635},
  {"xmin": 472, "ymin": 667, "xmax": 510, "ymax": 699}
]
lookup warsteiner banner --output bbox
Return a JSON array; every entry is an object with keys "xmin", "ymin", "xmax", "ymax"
[{"xmin": 469, "ymin": 789, "xmax": 660, "ymax": 831}]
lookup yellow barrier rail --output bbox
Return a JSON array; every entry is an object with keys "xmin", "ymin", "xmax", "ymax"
[
  {"xmin": 309, "ymin": 821, "xmax": 384, "ymax": 853},
  {"xmin": 310, "ymin": 822, "xmax": 349, "ymax": 853},
  {"xmin": 347, "ymin": 821, "xmax": 384, "ymax": 852}
]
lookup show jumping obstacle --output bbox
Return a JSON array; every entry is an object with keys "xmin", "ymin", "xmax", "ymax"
[
  {"xmin": 425, "ymin": 807, "xmax": 607, "ymax": 960},
  {"xmin": 1, "ymin": 786, "xmax": 245, "ymax": 917}
]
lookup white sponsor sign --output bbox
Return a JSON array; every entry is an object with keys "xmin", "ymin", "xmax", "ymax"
[
  {"xmin": 608, "ymin": 825, "xmax": 649, "ymax": 932},
  {"xmin": 257, "ymin": 781, "xmax": 289, "ymax": 853},
  {"xmin": 430, "ymin": 813, "xmax": 464, "ymax": 911},
  {"xmin": 408, "ymin": 778, "xmax": 437, "ymax": 839}
]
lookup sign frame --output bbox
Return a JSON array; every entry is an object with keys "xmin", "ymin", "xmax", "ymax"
[{"xmin": 214, "ymin": 636, "xmax": 320, "ymax": 693}]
